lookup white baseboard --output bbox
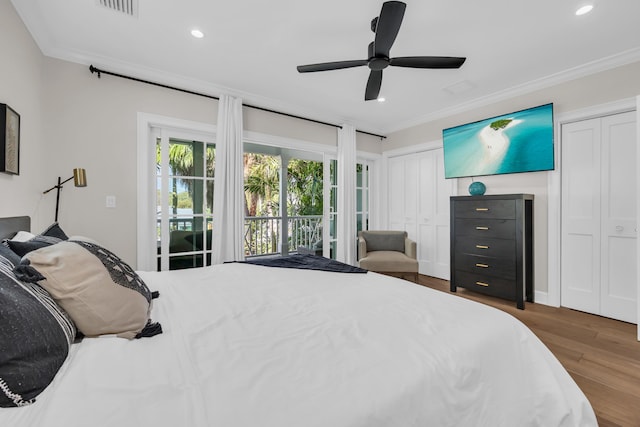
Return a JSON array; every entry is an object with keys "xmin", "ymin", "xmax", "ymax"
[{"xmin": 533, "ymin": 290, "xmax": 558, "ymax": 307}]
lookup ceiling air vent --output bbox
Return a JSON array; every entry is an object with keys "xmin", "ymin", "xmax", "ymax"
[{"xmin": 96, "ymin": 0, "xmax": 139, "ymax": 17}]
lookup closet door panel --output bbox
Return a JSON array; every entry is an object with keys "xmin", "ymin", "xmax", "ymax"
[
  {"xmin": 600, "ymin": 111, "xmax": 637, "ymax": 323},
  {"xmin": 561, "ymin": 119, "xmax": 601, "ymax": 313}
]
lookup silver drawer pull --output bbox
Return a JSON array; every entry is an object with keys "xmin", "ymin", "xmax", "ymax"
[
  {"xmin": 475, "ymin": 263, "xmax": 489, "ymax": 268},
  {"xmin": 476, "ymin": 281, "xmax": 490, "ymax": 287},
  {"xmin": 475, "ymin": 208, "xmax": 489, "ymax": 212},
  {"xmin": 476, "ymin": 245, "xmax": 489, "ymax": 249},
  {"xmin": 475, "ymin": 226, "xmax": 489, "ymax": 230}
]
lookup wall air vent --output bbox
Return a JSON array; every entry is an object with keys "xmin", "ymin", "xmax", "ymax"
[{"xmin": 96, "ymin": 0, "xmax": 139, "ymax": 17}]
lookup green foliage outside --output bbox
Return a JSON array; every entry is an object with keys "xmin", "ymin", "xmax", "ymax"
[{"xmin": 159, "ymin": 143, "xmax": 323, "ymax": 218}]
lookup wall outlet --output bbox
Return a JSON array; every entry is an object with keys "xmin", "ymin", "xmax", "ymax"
[{"xmin": 106, "ymin": 196, "xmax": 116, "ymax": 208}]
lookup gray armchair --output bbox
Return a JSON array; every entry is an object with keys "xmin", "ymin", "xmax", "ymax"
[{"xmin": 357, "ymin": 230, "xmax": 419, "ymax": 282}]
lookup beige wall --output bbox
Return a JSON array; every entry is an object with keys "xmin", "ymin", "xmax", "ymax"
[
  {"xmin": 0, "ymin": 0, "xmax": 46, "ymax": 222},
  {"xmin": 384, "ymin": 62, "xmax": 640, "ymax": 294}
]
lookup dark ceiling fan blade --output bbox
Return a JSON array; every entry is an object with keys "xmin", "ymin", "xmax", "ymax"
[
  {"xmin": 373, "ymin": 1, "xmax": 406, "ymax": 57},
  {"xmin": 297, "ymin": 59, "xmax": 368, "ymax": 73},
  {"xmin": 389, "ymin": 56, "xmax": 466, "ymax": 69},
  {"xmin": 364, "ymin": 70, "xmax": 383, "ymax": 101}
]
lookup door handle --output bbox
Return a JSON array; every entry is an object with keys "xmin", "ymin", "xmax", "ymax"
[{"xmin": 615, "ymin": 225, "xmax": 624, "ymax": 232}]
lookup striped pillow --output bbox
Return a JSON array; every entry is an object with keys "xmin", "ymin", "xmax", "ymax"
[{"xmin": 0, "ymin": 253, "xmax": 76, "ymax": 407}]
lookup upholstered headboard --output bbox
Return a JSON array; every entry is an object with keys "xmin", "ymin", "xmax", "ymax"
[{"xmin": 0, "ymin": 216, "xmax": 31, "ymax": 240}]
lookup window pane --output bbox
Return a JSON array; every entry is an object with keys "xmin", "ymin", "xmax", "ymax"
[
  {"xmin": 356, "ymin": 214, "xmax": 363, "ymax": 232},
  {"xmin": 330, "ymin": 187, "xmax": 337, "ymax": 211},
  {"xmin": 356, "ymin": 164, "xmax": 363, "ymax": 187},
  {"xmin": 206, "ymin": 144, "xmax": 215, "ymax": 178},
  {"xmin": 169, "ymin": 253, "xmax": 203, "ymax": 270},
  {"xmin": 156, "ymin": 138, "xmax": 162, "ymax": 176},
  {"xmin": 206, "ymin": 180, "xmax": 214, "ymax": 214},
  {"xmin": 169, "ymin": 215, "xmax": 202, "ymax": 232},
  {"xmin": 169, "ymin": 140, "xmax": 196, "ymax": 177},
  {"xmin": 356, "ymin": 189, "xmax": 363, "ymax": 211},
  {"xmin": 330, "ymin": 215, "xmax": 336, "ymax": 238},
  {"xmin": 330, "ymin": 159, "xmax": 338, "ymax": 185},
  {"xmin": 168, "ymin": 178, "xmax": 205, "ymax": 214}
]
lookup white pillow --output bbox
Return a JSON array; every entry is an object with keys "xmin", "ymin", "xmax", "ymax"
[{"xmin": 11, "ymin": 231, "xmax": 36, "ymax": 242}]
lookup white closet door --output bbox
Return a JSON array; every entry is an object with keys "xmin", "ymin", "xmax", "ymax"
[
  {"xmin": 388, "ymin": 149, "xmax": 452, "ymax": 280},
  {"xmin": 388, "ymin": 155, "xmax": 417, "ymax": 237},
  {"xmin": 561, "ymin": 118, "xmax": 602, "ymax": 314},
  {"xmin": 600, "ymin": 112, "xmax": 637, "ymax": 323},
  {"xmin": 417, "ymin": 150, "xmax": 452, "ymax": 279},
  {"xmin": 561, "ymin": 111, "xmax": 637, "ymax": 323}
]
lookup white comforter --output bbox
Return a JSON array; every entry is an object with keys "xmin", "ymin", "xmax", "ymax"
[{"xmin": 1, "ymin": 263, "xmax": 596, "ymax": 427}]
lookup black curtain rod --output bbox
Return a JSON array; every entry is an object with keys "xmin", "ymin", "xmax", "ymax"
[{"xmin": 89, "ymin": 65, "xmax": 386, "ymax": 140}]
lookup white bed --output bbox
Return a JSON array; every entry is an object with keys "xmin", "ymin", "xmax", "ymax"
[{"xmin": 1, "ymin": 260, "xmax": 597, "ymax": 427}]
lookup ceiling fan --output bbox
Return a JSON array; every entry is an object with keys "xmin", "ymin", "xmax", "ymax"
[{"xmin": 297, "ymin": 1, "xmax": 466, "ymax": 101}]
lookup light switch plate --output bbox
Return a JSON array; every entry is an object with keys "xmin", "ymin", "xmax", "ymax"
[{"xmin": 106, "ymin": 196, "xmax": 116, "ymax": 208}]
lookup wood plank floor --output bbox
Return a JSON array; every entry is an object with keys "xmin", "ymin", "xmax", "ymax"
[{"xmin": 416, "ymin": 275, "xmax": 640, "ymax": 427}]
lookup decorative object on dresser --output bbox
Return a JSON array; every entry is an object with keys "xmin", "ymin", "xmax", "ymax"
[
  {"xmin": 0, "ymin": 103, "xmax": 20, "ymax": 175},
  {"xmin": 42, "ymin": 168, "xmax": 88, "ymax": 222},
  {"xmin": 450, "ymin": 194, "xmax": 534, "ymax": 309},
  {"xmin": 468, "ymin": 180, "xmax": 486, "ymax": 196}
]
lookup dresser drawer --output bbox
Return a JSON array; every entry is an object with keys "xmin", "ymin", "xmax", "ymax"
[
  {"xmin": 454, "ymin": 218, "xmax": 515, "ymax": 239},
  {"xmin": 453, "ymin": 199, "xmax": 516, "ymax": 219},
  {"xmin": 453, "ymin": 270, "xmax": 516, "ymax": 300},
  {"xmin": 454, "ymin": 237, "xmax": 515, "ymax": 258},
  {"xmin": 454, "ymin": 253, "xmax": 516, "ymax": 279}
]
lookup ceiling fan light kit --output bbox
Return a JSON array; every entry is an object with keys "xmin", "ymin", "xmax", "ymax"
[{"xmin": 297, "ymin": 1, "xmax": 466, "ymax": 101}]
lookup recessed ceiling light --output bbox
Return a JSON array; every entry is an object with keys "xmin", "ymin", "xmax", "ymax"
[
  {"xmin": 191, "ymin": 29, "xmax": 204, "ymax": 39},
  {"xmin": 377, "ymin": 97, "xmax": 386, "ymax": 103},
  {"xmin": 575, "ymin": 5, "xmax": 593, "ymax": 15}
]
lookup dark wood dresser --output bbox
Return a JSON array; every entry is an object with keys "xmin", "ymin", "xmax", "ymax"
[{"xmin": 450, "ymin": 194, "xmax": 534, "ymax": 309}]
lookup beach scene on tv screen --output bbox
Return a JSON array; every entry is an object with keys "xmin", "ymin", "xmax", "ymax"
[{"xmin": 443, "ymin": 103, "xmax": 554, "ymax": 179}]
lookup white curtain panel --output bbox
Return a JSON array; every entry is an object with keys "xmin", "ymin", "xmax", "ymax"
[
  {"xmin": 212, "ymin": 95, "xmax": 245, "ymax": 264},
  {"xmin": 336, "ymin": 124, "xmax": 357, "ymax": 265}
]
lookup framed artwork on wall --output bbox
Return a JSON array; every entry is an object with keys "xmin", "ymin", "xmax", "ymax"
[{"xmin": 0, "ymin": 103, "xmax": 20, "ymax": 175}]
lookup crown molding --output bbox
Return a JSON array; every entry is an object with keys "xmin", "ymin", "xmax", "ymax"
[{"xmin": 385, "ymin": 47, "xmax": 640, "ymax": 134}]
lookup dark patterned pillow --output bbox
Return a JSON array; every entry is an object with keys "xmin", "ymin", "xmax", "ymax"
[
  {"xmin": 0, "ymin": 244, "xmax": 20, "ymax": 267},
  {"xmin": 7, "ymin": 223, "xmax": 69, "ymax": 257},
  {"xmin": 15, "ymin": 240, "xmax": 161, "ymax": 339},
  {"xmin": 0, "ymin": 252, "xmax": 76, "ymax": 407},
  {"xmin": 40, "ymin": 223, "xmax": 69, "ymax": 240}
]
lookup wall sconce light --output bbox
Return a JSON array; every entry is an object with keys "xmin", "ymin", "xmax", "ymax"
[{"xmin": 43, "ymin": 168, "xmax": 88, "ymax": 222}]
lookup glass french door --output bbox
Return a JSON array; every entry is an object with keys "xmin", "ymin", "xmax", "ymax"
[{"xmin": 156, "ymin": 131, "xmax": 215, "ymax": 271}]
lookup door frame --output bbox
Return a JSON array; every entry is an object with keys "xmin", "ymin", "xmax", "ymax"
[
  {"xmin": 137, "ymin": 113, "xmax": 217, "ymax": 271},
  {"xmin": 547, "ymin": 96, "xmax": 639, "ymax": 338}
]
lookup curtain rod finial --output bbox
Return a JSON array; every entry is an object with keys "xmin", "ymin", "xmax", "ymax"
[{"xmin": 89, "ymin": 65, "xmax": 101, "ymax": 78}]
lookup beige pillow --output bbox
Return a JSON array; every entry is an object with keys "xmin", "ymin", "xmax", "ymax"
[{"xmin": 19, "ymin": 240, "xmax": 158, "ymax": 339}]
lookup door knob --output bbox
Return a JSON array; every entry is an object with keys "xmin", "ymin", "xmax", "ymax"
[{"xmin": 615, "ymin": 225, "xmax": 623, "ymax": 232}]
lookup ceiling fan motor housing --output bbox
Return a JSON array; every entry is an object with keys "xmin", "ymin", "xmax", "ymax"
[{"xmin": 368, "ymin": 57, "xmax": 390, "ymax": 70}]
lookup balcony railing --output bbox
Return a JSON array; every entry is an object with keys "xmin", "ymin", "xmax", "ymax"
[
  {"xmin": 244, "ymin": 215, "xmax": 322, "ymax": 257},
  {"xmin": 158, "ymin": 215, "xmax": 322, "ymax": 259}
]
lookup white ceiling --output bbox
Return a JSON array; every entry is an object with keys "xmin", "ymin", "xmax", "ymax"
[{"xmin": 11, "ymin": 0, "xmax": 640, "ymax": 135}]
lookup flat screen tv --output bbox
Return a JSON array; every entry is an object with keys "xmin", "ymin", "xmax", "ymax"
[{"xmin": 442, "ymin": 103, "xmax": 554, "ymax": 179}]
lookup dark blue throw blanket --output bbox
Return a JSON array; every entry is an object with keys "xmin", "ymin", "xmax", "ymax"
[{"xmin": 236, "ymin": 254, "xmax": 367, "ymax": 273}]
